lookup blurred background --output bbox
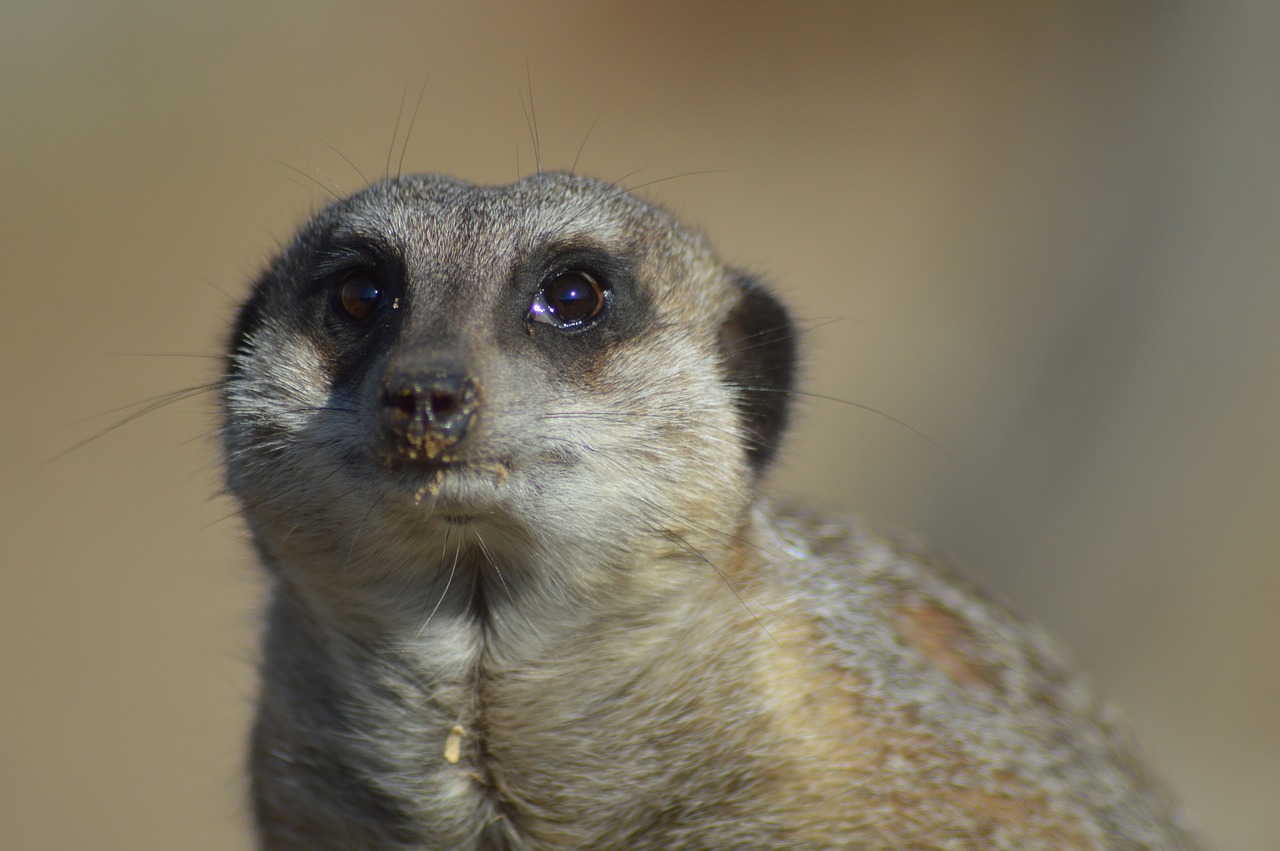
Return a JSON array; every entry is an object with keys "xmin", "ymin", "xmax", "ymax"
[{"xmin": 3, "ymin": 2, "xmax": 1277, "ymax": 848}]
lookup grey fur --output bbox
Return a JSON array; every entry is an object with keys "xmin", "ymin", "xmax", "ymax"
[{"xmin": 222, "ymin": 173, "xmax": 1200, "ymax": 849}]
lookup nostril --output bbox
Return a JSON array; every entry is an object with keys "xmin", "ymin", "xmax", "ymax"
[
  {"xmin": 380, "ymin": 371, "xmax": 480, "ymax": 462},
  {"xmin": 391, "ymin": 388, "xmax": 420, "ymax": 418},
  {"xmin": 429, "ymin": 389, "xmax": 461, "ymax": 420}
]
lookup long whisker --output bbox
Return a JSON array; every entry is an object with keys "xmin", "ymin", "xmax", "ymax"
[
  {"xmin": 522, "ymin": 60, "xmax": 541, "ymax": 176},
  {"xmin": 69, "ymin": 382, "xmax": 221, "ymax": 425},
  {"xmin": 53, "ymin": 382, "xmax": 221, "ymax": 460},
  {"xmin": 736, "ymin": 385, "xmax": 945, "ymax": 454},
  {"xmin": 471, "ymin": 529, "xmax": 552, "ymax": 656},
  {"xmin": 104, "ymin": 352, "xmax": 226, "ymax": 360},
  {"xmin": 635, "ymin": 492, "xmax": 798, "ymax": 631},
  {"xmin": 413, "ymin": 526, "xmax": 461, "ymax": 642},
  {"xmin": 398, "ymin": 79, "xmax": 429, "ymax": 180},
  {"xmin": 271, "ymin": 159, "xmax": 342, "ymax": 202},
  {"xmin": 570, "ymin": 114, "xmax": 600, "ymax": 176},
  {"xmin": 643, "ymin": 516, "xmax": 784, "ymax": 650},
  {"xmin": 385, "ymin": 81, "xmax": 408, "ymax": 180},
  {"xmin": 323, "ymin": 141, "xmax": 372, "ymax": 191},
  {"xmin": 620, "ymin": 169, "xmax": 729, "ymax": 195},
  {"xmin": 344, "ymin": 490, "xmax": 388, "ymax": 574},
  {"xmin": 290, "ymin": 147, "xmax": 343, "ymax": 195}
]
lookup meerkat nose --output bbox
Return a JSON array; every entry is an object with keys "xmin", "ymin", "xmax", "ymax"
[{"xmin": 380, "ymin": 369, "xmax": 480, "ymax": 462}]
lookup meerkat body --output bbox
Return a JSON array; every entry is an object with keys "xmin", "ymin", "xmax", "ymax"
[{"xmin": 223, "ymin": 173, "xmax": 1197, "ymax": 849}]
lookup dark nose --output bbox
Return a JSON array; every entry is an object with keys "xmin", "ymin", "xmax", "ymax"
[{"xmin": 381, "ymin": 371, "xmax": 480, "ymax": 462}]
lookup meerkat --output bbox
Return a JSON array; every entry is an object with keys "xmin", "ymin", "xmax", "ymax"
[{"xmin": 222, "ymin": 172, "xmax": 1199, "ymax": 849}]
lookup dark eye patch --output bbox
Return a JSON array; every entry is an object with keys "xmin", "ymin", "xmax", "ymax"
[{"xmin": 308, "ymin": 237, "xmax": 406, "ymax": 326}]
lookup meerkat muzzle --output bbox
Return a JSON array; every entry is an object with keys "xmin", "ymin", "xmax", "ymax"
[{"xmin": 381, "ymin": 370, "xmax": 480, "ymax": 462}]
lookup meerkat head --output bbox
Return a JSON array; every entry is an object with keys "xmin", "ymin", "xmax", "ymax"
[{"xmin": 222, "ymin": 173, "xmax": 796, "ymax": 613}]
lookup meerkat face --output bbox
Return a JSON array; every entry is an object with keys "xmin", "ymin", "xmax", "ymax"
[{"xmin": 222, "ymin": 173, "xmax": 795, "ymax": 603}]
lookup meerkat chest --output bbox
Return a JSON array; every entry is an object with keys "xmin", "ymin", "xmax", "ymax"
[{"xmin": 351, "ymin": 600, "xmax": 787, "ymax": 849}]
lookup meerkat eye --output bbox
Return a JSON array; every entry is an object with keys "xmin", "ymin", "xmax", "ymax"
[
  {"xmin": 529, "ymin": 271, "xmax": 607, "ymax": 329},
  {"xmin": 334, "ymin": 272, "xmax": 390, "ymax": 323}
]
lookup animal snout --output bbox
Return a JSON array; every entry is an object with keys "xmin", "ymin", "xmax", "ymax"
[{"xmin": 381, "ymin": 370, "xmax": 480, "ymax": 462}]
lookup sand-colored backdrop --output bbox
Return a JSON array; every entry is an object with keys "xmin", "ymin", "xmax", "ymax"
[{"xmin": 3, "ymin": 3, "xmax": 1277, "ymax": 848}]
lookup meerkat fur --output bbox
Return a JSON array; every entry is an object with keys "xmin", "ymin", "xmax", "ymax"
[{"xmin": 222, "ymin": 173, "xmax": 1199, "ymax": 849}]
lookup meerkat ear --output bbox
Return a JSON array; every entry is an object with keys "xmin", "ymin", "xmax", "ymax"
[{"xmin": 718, "ymin": 271, "xmax": 798, "ymax": 475}]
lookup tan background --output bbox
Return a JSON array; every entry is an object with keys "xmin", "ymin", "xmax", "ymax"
[{"xmin": 3, "ymin": 2, "xmax": 1277, "ymax": 849}]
